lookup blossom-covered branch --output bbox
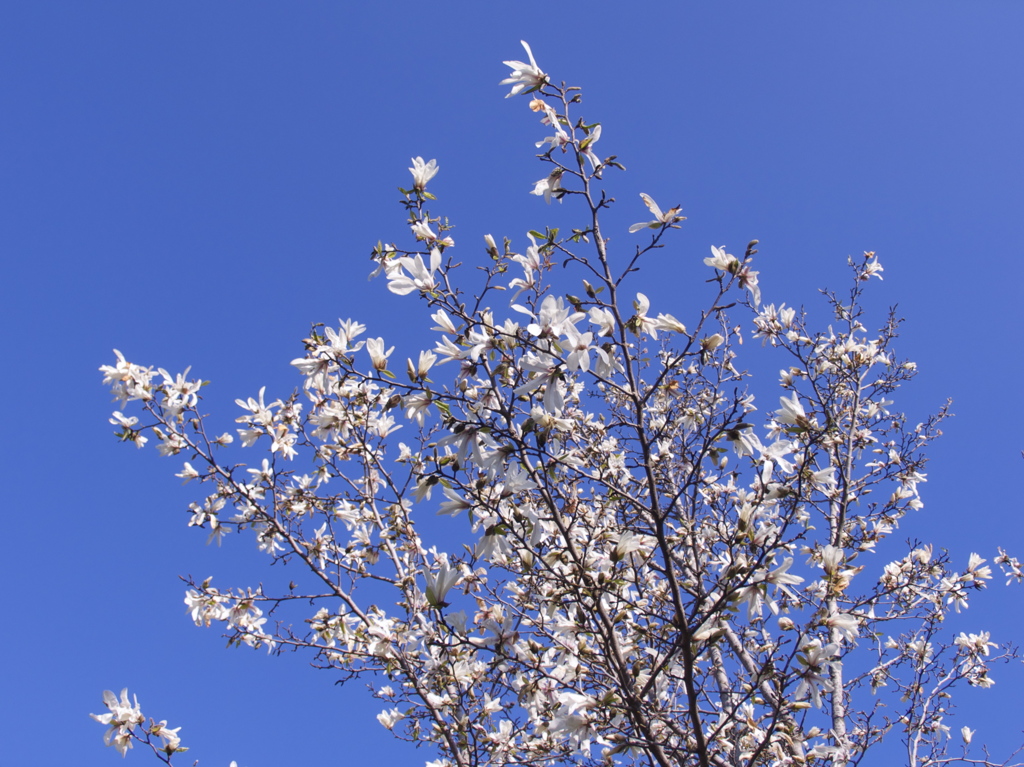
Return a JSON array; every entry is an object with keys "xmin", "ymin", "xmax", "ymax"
[{"xmin": 96, "ymin": 41, "xmax": 1022, "ymax": 767}]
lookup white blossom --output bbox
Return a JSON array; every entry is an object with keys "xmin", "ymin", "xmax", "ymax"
[
  {"xmin": 408, "ymin": 156, "xmax": 438, "ymax": 191},
  {"xmin": 628, "ymin": 192, "xmax": 685, "ymax": 232},
  {"xmin": 500, "ymin": 40, "xmax": 547, "ymax": 97}
]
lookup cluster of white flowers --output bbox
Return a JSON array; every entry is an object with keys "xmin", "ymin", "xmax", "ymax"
[
  {"xmin": 96, "ymin": 41, "xmax": 1020, "ymax": 767},
  {"xmin": 184, "ymin": 580, "xmax": 273, "ymax": 650},
  {"xmin": 90, "ymin": 688, "xmax": 184, "ymax": 759}
]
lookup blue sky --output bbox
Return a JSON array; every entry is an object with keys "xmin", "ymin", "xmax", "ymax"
[{"xmin": 3, "ymin": 3, "xmax": 1023, "ymax": 765}]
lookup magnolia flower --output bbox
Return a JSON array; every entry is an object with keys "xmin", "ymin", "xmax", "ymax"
[
  {"xmin": 589, "ymin": 306, "xmax": 615, "ymax": 337},
  {"xmin": 561, "ymin": 323, "xmax": 594, "ymax": 372},
  {"xmin": 501, "ymin": 40, "xmax": 548, "ymax": 97},
  {"xmin": 579, "ymin": 124, "xmax": 602, "ymax": 170},
  {"xmin": 964, "ymin": 553, "xmax": 993, "ymax": 584},
  {"xmin": 776, "ymin": 393, "xmax": 816, "ymax": 429},
  {"xmin": 653, "ymin": 312, "xmax": 687, "ymax": 335},
  {"xmin": 825, "ymin": 611, "xmax": 861, "ymax": 643},
  {"xmin": 377, "ymin": 707, "xmax": 406, "ymax": 730},
  {"xmin": 859, "ymin": 251, "xmax": 885, "ymax": 281},
  {"xmin": 630, "ymin": 292, "xmax": 664, "ymax": 339},
  {"xmin": 408, "ymin": 157, "xmax": 438, "ymax": 191},
  {"xmin": 795, "ymin": 639, "xmax": 840, "ymax": 708},
  {"xmin": 110, "ymin": 411, "xmax": 147, "ymax": 447},
  {"xmin": 628, "ymin": 193, "xmax": 684, "ymax": 232},
  {"xmin": 386, "ymin": 249, "xmax": 441, "ymax": 296},
  {"xmin": 753, "ymin": 302, "xmax": 797, "ymax": 344},
  {"xmin": 424, "ymin": 559, "xmax": 461, "ymax": 606},
  {"xmin": 530, "ymin": 168, "xmax": 563, "ymax": 203},
  {"xmin": 427, "ymin": 310, "xmax": 457, "ymax": 337},
  {"xmin": 738, "ymin": 264, "xmax": 761, "ymax": 307},
  {"xmin": 535, "ymin": 103, "xmax": 570, "ymax": 152},
  {"xmin": 515, "ymin": 294, "xmax": 584, "ymax": 340},
  {"xmin": 366, "ymin": 337, "xmax": 394, "ymax": 371},
  {"xmin": 483, "ymin": 233, "xmax": 500, "ymax": 258},
  {"xmin": 100, "ymin": 350, "xmax": 156, "ymax": 407},
  {"xmin": 612, "ymin": 531, "xmax": 649, "ymax": 562},
  {"xmin": 151, "ymin": 720, "xmax": 183, "ymax": 751},
  {"xmin": 91, "ymin": 688, "xmax": 145, "ymax": 757},
  {"xmin": 410, "ymin": 217, "xmax": 453, "ymax": 246},
  {"xmin": 702, "ymin": 333, "xmax": 725, "ymax": 351},
  {"xmin": 726, "ymin": 425, "xmax": 762, "ymax": 458},
  {"xmin": 820, "ymin": 544, "xmax": 843, "ymax": 574},
  {"xmin": 955, "ymin": 631, "xmax": 996, "ymax": 657},
  {"xmin": 766, "ymin": 556, "xmax": 804, "ymax": 599},
  {"xmin": 176, "ymin": 461, "xmax": 200, "ymax": 483},
  {"xmin": 508, "ymin": 233, "xmax": 543, "ymax": 301},
  {"xmin": 704, "ymin": 245, "xmax": 760, "ymax": 305},
  {"xmin": 705, "ymin": 245, "xmax": 739, "ymax": 272},
  {"xmin": 437, "ymin": 486, "xmax": 473, "ymax": 517},
  {"xmin": 406, "ymin": 350, "xmax": 437, "ymax": 381},
  {"xmin": 514, "ymin": 352, "xmax": 565, "ymax": 414}
]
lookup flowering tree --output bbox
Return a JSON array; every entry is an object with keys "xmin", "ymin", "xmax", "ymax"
[{"xmin": 95, "ymin": 42, "xmax": 1024, "ymax": 767}]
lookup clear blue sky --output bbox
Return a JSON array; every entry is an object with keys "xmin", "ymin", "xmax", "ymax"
[{"xmin": 3, "ymin": 3, "xmax": 1023, "ymax": 765}]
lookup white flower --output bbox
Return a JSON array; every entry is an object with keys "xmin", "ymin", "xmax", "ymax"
[
  {"xmin": 955, "ymin": 631, "xmax": 996, "ymax": 656},
  {"xmin": 561, "ymin": 323, "xmax": 594, "ymax": 372},
  {"xmin": 738, "ymin": 264, "xmax": 761, "ymax": 307},
  {"xmin": 703, "ymin": 333, "xmax": 725, "ymax": 352},
  {"xmin": 704, "ymin": 245, "xmax": 738, "ymax": 271},
  {"xmin": 91, "ymin": 688, "xmax": 145, "ymax": 757},
  {"xmin": 705, "ymin": 246, "xmax": 759, "ymax": 305},
  {"xmin": 100, "ymin": 350, "xmax": 155, "ymax": 407},
  {"xmin": 825, "ymin": 612, "xmax": 861, "ymax": 643},
  {"xmin": 424, "ymin": 559, "xmax": 461, "ymax": 606},
  {"xmin": 653, "ymin": 312, "xmax": 687, "ymax": 335},
  {"xmin": 514, "ymin": 351, "xmax": 565, "ymax": 414},
  {"xmin": 407, "ymin": 350, "xmax": 437, "ymax": 381},
  {"xmin": 795, "ymin": 639, "xmax": 840, "ymax": 708},
  {"xmin": 386, "ymin": 249, "xmax": 441, "ymax": 296},
  {"xmin": 628, "ymin": 193, "xmax": 684, "ymax": 232},
  {"xmin": 176, "ymin": 462, "xmax": 200, "ymax": 483},
  {"xmin": 530, "ymin": 168, "xmax": 563, "ymax": 204},
  {"xmin": 377, "ymin": 707, "xmax": 406, "ymax": 730},
  {"xmin": 500, "ymin": 41, "xmax": 548, "ymax": 97},
  {"xmin": 630, "ymin": 292, "xmax": 662, "ymax": 339},
  {"xmin": 366, "ymin": 337, "xmax": 394, "ymax": 372},
  {"xmin": 579, "ymin": 124, "xmax": 603, "ymax": 170},
  {"xmin": 766, "ymin": 557, "xmax": 804, "ymax": 600},
  {"xmin": 820, "ymin": 545, "xmax": 843, "ymax": 574},
  {"xmin": 859, "ymin": 252, "xmax": 884, "ymax": 281},
  {"xmin": 535, "ymin": 103, "xmax": 570, "ymax": 152},
  {"xmin": 964, "ymin": 553, "xmax": 992, "ymax": 584},
  {"xmin": 515, "ymin": 294, "xmax": 584, "ymax": 340},
  {"xmin": 431, "ymin": 308, "xmax": 458, "ymax": 335},
  {"xmin": 508, "ymin": 234, "xmax": 543, "ymax": 301},
  {"xmin": 727, "ymin": 425, "xmax": 762, "ymax": 458},
  {"xmin": 437, "ymin": 486, "xmax": 472, "ymax": 517},
  {"xmin": 613, "ymin": 531, "xmax": 650, "ymax": 562},
  {"xmin": 410, "ymin": 218, "xmax": 438, "ymax": 242},
  {"xmin": 151, "ymin": 720, "xmax": 182, "ymax": 751},
  {"xmin": 776, "ymin": 393, "xmax": 815, "ymax": 429},
  {"xmin": 589, "ymin": 306, "xmax": 615, "ymax": 337},
  {"xmin": 408, "ymin": 157, "xmax": 438, "ymax": 191},
  {"xmin": 810, "ymin": 466, "xmax": 837, "ymax": 492}
]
